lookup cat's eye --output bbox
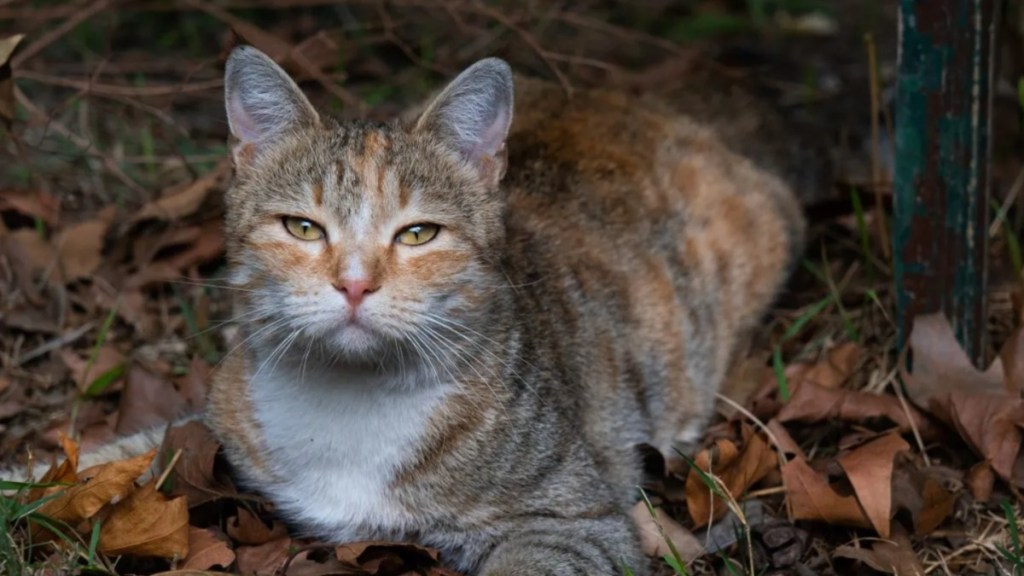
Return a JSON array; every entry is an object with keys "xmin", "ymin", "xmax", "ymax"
[
  {"xmin": 395, "ymin": 223, "xmax": 440, "ymax": 246},
  {"xmin": 283, "ymin": 217, "xmax": 325, "ymax": 241}
]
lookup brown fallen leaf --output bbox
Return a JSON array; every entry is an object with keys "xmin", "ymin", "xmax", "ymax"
[
  {"xmin": 56, "ymin": 208, "xmax": 115, "ymax": 281},
  {"xmin": 99, "ymin": 479, "xmax": 189, "ymax": 558},
  {"xmin": 183, "ymin": 526, "xmax": 235, "ymax": 570},
  {"xmin": 159, "ymin": 420, "xmax": 227, "ymax": 507},
  {"xmin": 833, "ymin": 528, "xmax": 924, "ymax": 575},
  {"xmin": 336, "ymin": 541, "xmax": 448, "ymax": 575},
  {"xmin": 227, "ymin": 506, "xmax": 289, "ymax": 546},
  {"xmin": 837, "ymin": 433, "xmax": 910, "ymax": 537},
  {"xmin": 966, "ymin": 461, "xmax": 995, "ymax": 503},
  {"xmin": 778, "ymin": 379, "xmax": 939, "ymax": 439},
  {"xmin": 802, "ymin": 342, "xmax": 862, "ymax": 389},
  {"xmin": 131, "ymin": 161, "xmax": 229, "ymax": 223},
  {"xmin": 902, "ymin": 313, "xmax": 1007, "ymax": 405},
  {"xmin": 630, "ymin": 502, "xmax": 704, "ymax": 563},
  {"xmin": 889, "ymin": 464, "xmax": 954, "ymax": 536},
  {"xmin": 115, "ymin": 365, "xmax": 189, "ymax": 436},
  {"xmin": 0, "ymin": 188, "xmax": 60, "ymax": 226},
  {"xmin": 0, "ymin": 34, "xmax": 24, "ymax": 121},
  {"xmin": 685, "ymin": 422, "xmax": 777, "ymax": 527},
  {"xmin": 781, "ymin": 455, "xmax": 871, "ymax": 530},
  {"xmin": 235, "ymin": 537, "xmax": 292, "ymax": 576},
  {"xmin": 27, "ymin": 433, "xmax": 80, "ymax": 502},
  {"xmin": 34, "ymin": 448, "xmax": 156, "ymax": 540},
  {"xmin": 59, "ymin": 345, "xmax": 125, "ymax": 394}
]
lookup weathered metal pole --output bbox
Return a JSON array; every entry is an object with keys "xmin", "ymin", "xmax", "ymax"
[{"xmin": 894, "ymin": 0, "xmax": 998, "ymax": 367}]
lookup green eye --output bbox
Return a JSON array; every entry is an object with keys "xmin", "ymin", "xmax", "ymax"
[
  {"xmin": 283, "ymin": 217, "xmax": 325, "ymax": 241},
  {"xmin": 396, "ymin": 223, "xmax": 440, "ymax": 246}
]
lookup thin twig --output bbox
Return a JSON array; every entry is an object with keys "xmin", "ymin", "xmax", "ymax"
[
  {"xmin": 15, "ymin": 70, "xmax": 223, "ymax": 98},
  {"xmin": 14, "ymin": 321, "xmax": 98, "ymax": 367},
  {"xmin": 12, "ymin": 0, "xmax": 111, "ymax": 67},
  {"xmin": 470, "ymin": 0, "xmax": 573, "ymax": 97},
  {"xmin": 989, "ymin": 164, "xmax": 1024, "ymax": 237},
  {"xmin": 15, "ymin": 86, "xmax": 148, "ymax": 196}
]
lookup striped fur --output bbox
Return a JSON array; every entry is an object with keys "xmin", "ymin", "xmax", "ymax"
[{"xmin": 5, "ymin": 46, "xmax": 809, "ymax": 575}]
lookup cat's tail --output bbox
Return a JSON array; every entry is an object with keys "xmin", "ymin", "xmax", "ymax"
[{"xmin": 0, "ymin": 416, "xmax": 196, "ymax": 491}]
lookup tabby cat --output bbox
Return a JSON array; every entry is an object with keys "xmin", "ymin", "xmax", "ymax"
[{"xmin": 8, "ymin": 45, "xmax": 808, "ymax": 575}]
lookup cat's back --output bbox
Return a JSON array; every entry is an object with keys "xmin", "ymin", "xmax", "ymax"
[{"xmin": 501, "ymin": 76, "xmax": 805, "ymax": 458}]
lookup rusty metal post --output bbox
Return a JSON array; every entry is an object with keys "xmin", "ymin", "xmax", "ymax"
[{"xmin": 893, "ymin": 0, "xmax": 999, "ymax": 366}]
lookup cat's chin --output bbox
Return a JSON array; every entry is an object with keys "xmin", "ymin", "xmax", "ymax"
[{"xmin": 328, "ymin": 324, "xmax": 389, "ymax": 359}]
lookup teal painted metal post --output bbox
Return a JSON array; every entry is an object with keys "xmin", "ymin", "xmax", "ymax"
[{"xmin": 894, "ymin": 0, "xmax": 998, "ymax": 366}]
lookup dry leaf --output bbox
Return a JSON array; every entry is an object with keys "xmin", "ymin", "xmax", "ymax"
[
  {"xmin": 36, "ymin": 448, "xmax": 156, "ymax": 536},
  {"xmin": 834, "ymin": 528, "xmax": 924, "ymax": 575},
  {"xmin": 115, "ymin": 366, "xmax": 189, "ymax": 436},
  {"xmin": 183, "ymin": 526, "xmax": 235, "ymax": 570},
  {"xmin": 966, "ymin": 461, "xmax": 995, "ymax": 503},
  {"xmin": 159, "ymin": 420, "xmax": 227, "ymax": 507},
  {"xmin": 631, "ymin": 502, "xmax": 705, "ymax": 562},
  {"xmin": 685, "ymin": 423, "xmax": 777, "ymax": 527},
  {"xmin": 59, "ymin": 346, "xmax": 125, "ymax": 394},
  {"xmin": 56, "ymin": 210, "xmax": 114, "ymax": 281},
  {"xmin": 227, "ymin": 506, "xmax": 289, "ymax": 546},
  {"xmin": 335, "ymin": 541, "xmax": 446, "ymax": 574},
  {"xmin": 782, "ymin": 455, "xmax": 871, "ymax": 530},
  {"xmin": 836, "ymin": 433, "xmax": 910, "ymax": 537},
  {"xmin": 99, "ymin": 479, "xmax": 189, "ymax": 558},
  {"xmin": 902, "ymin": 313, "xmax": 1006, "ymax": 405},
  {"xmin": 0, "ymin": 34, "xmax": 24, "ymax": 121},
  {"xmin": 0, "ymin": 188, "xmax": 60, "ymax": 225},
  {"xmin": 778, "ymin": 379, "xmax": 938, "ymax": 438},
  {"xmin": 802, "ymin": 342, "xmax": 862, "ymax": 389},
  {"xmin": 131, "ymin": 162, "xmax": 228, "ymax": 223},
  {"xmin": 235, "ymin": 537, "xmax": 292, "ymax": 576}
]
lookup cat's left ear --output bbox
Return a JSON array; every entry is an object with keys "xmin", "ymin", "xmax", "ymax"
[{"xmin": 414, "ymin": 58, "xmax": 514, "ymax": 186}]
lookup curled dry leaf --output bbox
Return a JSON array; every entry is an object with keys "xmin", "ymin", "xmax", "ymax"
[
  {"xmin": 183, "ymin": 526, "xmax": 235, "ymax": 570},
  {"xmin": 98, "ymin": 479, "xmax": 189, "ymax": 558},
  {"xmin": 630, "ymin": 502, "xmax": 705, "ymax": 563},
  {"xmin": 685, "ymin": 422, "xmax": 777, "ymax": 527},
  {"xmin": 836, "ymin": 433, "xmax": 910, "ymax": 537},
  {"xmin": 34, "ymin": 448, "xmax": 156, "ymax": 541},
  {"xmin": 131, "ymin": 161, "xmax": 229, "ymax": 223},
  {"xmin": 781, "ymin": 455, "xmax": 871, "ymax": 530}
]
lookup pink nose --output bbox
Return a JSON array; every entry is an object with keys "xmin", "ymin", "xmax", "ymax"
[{"xmin": 333, "ymin": 279, "xmax": 378, "ymax": 307}]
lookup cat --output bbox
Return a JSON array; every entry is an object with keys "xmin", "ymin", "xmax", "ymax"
[{"xmin": 5, "ymin": 45, "xmax": 809, "ymax": 575}]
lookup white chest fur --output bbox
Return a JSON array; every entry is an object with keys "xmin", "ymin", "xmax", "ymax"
[{"xmin": 248, "ymin": 364, "xmax": 448, "ymax": 540}]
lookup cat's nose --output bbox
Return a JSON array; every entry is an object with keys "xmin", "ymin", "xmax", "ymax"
[{"xmin": 333, "ymin": 278, "xmax": 379, "ymax": 307}]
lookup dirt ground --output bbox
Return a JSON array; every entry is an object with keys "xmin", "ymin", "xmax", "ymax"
[{"xmin": 2, "ymin": 1, "xmax": 1024, "ymax": 575}]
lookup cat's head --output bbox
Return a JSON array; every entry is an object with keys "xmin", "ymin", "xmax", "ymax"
[{"xmin": 222, "ymin": 46, "xmax": 514, "ymax": 367}]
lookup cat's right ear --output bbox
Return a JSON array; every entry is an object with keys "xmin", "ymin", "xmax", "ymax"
[{"xmin": 224, "ymin": 46, "xmax": 320, "ymax": 166}]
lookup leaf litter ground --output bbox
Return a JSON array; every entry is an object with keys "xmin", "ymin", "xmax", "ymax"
[{"xmin": 1, "ymin": 2, "xmax": 1024, "ymax": 575}]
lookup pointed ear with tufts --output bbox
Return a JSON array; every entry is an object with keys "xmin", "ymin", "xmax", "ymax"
[
  {"xmin": 224, "ymin": 45, "xmax": 320, "ymax": 166},
  {"xmin": 414, "ymin": 58, "xmax": 514, "ymax": 186}
]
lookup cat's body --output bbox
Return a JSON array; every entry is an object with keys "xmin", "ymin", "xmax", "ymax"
[{"xmin": 5, "ymin": 47, "xmax": 808, "ymax": 575}]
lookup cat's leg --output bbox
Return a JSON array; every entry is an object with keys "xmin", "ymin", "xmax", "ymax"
[{"xmin": 479, "ymin": 514, "xmax": 648, "ymax": 576}]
